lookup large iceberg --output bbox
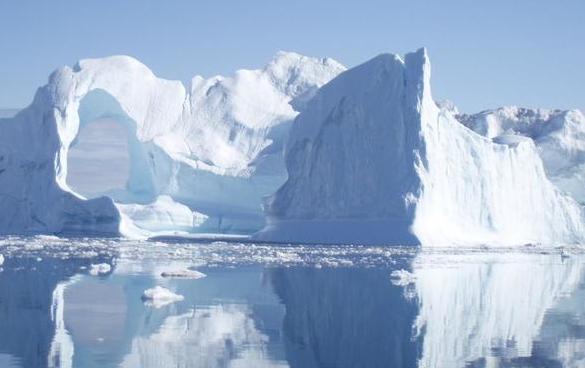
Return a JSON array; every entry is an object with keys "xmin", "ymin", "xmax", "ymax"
[
  {"xmin": 1, "ymin": 47, "xmax": 583, "ymax": 245},
  {"xmin": 0, "ymin": 52, "xmax": 344, "ymax": 237},
  {"xmin": 257, "ymin": 49, "xmax": 585, "ymax": 246}
]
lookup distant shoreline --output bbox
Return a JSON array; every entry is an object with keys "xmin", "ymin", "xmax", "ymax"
[{"xmin": 0, "ymin": 109, "xmax": 20, "ymax": 118}]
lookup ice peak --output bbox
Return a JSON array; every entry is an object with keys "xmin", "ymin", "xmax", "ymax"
[
  {"xmin": 436, "ymin": 100, "xmax": 460, "ymax": 115},
  {"xmin": 268, "ymin": 50, "xmax": 345, "ymax": 72},
  {"xmin": 73, "ymin": 55, "xmax": 155, "ymax": 76}
]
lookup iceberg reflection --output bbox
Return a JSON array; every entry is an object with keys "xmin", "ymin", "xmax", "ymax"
[
  {"xmin": 120, "ymin": 305, "xmax": 287, "ymax": 368},
  {"xmin": 0, "ymin": 256, "xmax": 97, "ymax": 368},
  {"xmin": 412, "ymin": 251, "xmax": 585, "ymax": 367},
  {"xmin": 4, "ymin": 243, "xmax": 585, "ymax": 367},
  {"xmin": 269, "ymin": 266, "xmax": 419, "ymax": 368}
]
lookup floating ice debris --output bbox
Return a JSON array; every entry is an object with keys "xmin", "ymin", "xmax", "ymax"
[
  {"xmin": 160, "ymin": 269, "xmax": 206, "ymax": 279},
  {"xmin": 89, "ymin": 263, "xmax": 112, "ymax": 276},
  {"xmin": 34, "ymin": 235, "xmax": 61, "ymax": 241},
  {"xmin": 390, "ymin": 269, "xmax": 416, "ymax": 286},
  {"xmin": 142, "ymin": 286, "xmax": 184, "ymax": 308},
  {"xmin": 0, "ymin": 254, "xmax": 4, "ymax": 266},
  {"xmin": 24, "ymin": 243, "xmax": 44, "ymax": 251}
]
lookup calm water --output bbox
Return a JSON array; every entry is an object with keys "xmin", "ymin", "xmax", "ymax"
[{"xmin": 1, "ymin": 237, "xmax": 584, "ymax": 367}]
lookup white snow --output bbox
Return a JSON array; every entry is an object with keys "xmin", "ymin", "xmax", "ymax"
[
  {"xmin": 257, "ymin": 48, "xmax": 585, "ymax": 246},
  {"xmin": 89, "ymin": 263, "xmax": 111, "ymax": 276},
  {"xmin": 141, "ymin": 286, "xmax": 184, "ymax": 308}
]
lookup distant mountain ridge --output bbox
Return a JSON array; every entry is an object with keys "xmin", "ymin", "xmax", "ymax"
[{"xmin": 0, "ymin": 109, "xmax": 20, "ymax": 118}]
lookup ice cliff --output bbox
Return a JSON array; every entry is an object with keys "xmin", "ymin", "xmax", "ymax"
[
  {"xmin": 458, "ymin": 107, "xmax": 585, "ymax": 205},
  {"xmin": 258, "ymin": 49, "xmax": 585, "ymax": 246},
  {"xmin": 0, "ymin": 52, "xmax": 344, "ymax": 237}
]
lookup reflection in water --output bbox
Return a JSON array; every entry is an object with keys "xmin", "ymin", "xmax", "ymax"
[
  {"xmin": 413, "ymin": 252, "xmax": 585, "ymax": 368},
  {"xmin": 270, "ymin": 267, "xmax": 419, "ymax": 368},
  {"xmin": 0, "ymin": 257, "xmax": 97, "ymax": 367},
  {"xmin": 57, "ymin": 262, "xmax": 290, "ymax": 367},
  {"xmin": 2, "ymin": 243, "xmax": 585, "ymax": 367},
  {"xmin": 49, "ymin": 277, "xmax": 76, "ymax": 368},
  {"xmin": 120, "ymin": 305, "xmax": 287, "ymax": 368}
]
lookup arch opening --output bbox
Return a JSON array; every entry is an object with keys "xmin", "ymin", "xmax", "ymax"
[
  {"xmin": 67, "ymin": 116, "xmax": 130, "ymax": 198},
  {"xmin": 66, "ymin": 89, "xmax": 156, "ymax": 203}
]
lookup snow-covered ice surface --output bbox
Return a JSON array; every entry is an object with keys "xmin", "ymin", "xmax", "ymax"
[
  {"xmin": 458, "ymin": 107, "xmax": 585, "ymax": 205},
  {"xmin": 259, "ymin": 48, "xmax": 585, "ymax": 246},
  {"xmin": 0, "ymin": 53, "xmax": 344, "ymax": 238}
]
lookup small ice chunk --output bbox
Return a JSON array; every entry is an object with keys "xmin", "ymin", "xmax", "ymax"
[
  {"xmin": 89, "ymin": 263, "xmax": 112, "ymax": 276},
  {"xmin": 160, "ymin": 269, "xmax": 206, "ymax": 279},
  {"xmin": 390, "ymin": 269, "xmax": 416, "ymax": 286},
  {"xmin": 34, "ymin": 235, "xmax": 61, "ymax": 241},
  {"xmin": 0, "ymin": 254, "xmax": 4, "ymax": 266},
  {"xmin": 142, "ymin": 286, "xmax": 184, "ymax": 308}
]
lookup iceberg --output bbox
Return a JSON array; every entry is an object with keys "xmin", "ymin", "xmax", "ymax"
[
  {"xmin": 1, "ymin": 47, "xmax": 583, "ymax": 246},
  {"xmin": 257, "ymin": 49, "xmax": 585, "ymax": 246},
  {"xmin": 0, "ymin": 52, "xmax": 344, "ymax": 237},
  {"xmin": 458, "ymin": 107, "xmax": 585, "ymax": 205}
]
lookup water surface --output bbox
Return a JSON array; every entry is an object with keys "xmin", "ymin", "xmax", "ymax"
[{"xmin": 1, "ymin": 237, "xmax": 584, "ymax": 367}]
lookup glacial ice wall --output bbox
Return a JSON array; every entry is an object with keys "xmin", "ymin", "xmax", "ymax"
[
  {"xmin": 0, "ymin": 53, "xmax": 344, "ymax": 237},
  {"xmin": 258, "ymin": 48, "xmax": 585, "ymax": 246},
  {"xmin": 458, "ymin": 107, "xmax": 585, "ymax": 205},
  {"xmin": 0, "ymin": 102, "xmax": 121, "ymax": 235}
]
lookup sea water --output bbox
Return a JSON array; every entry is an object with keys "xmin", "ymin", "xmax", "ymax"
[{"xmin": 0, "ymin": 236, "xmax": 584, "ymax": 367}]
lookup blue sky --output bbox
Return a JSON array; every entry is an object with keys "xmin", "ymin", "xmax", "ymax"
[{"xmin": 1, "ymin": 0, "xmax": 584, "ymax": 113}]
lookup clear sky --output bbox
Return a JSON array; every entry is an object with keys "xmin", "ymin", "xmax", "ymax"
[{"xmin": 1, "ymin": 0, "xmax": 584, "ymax": 113}]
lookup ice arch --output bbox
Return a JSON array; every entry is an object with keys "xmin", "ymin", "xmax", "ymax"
[{"xmin": 0, "ymin": 53, "xmax": 345, "ymax": 237}]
